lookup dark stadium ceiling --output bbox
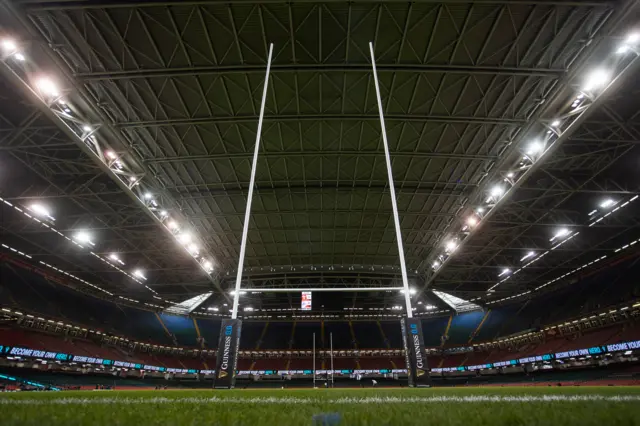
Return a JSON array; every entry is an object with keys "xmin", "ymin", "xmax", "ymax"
[{"xmin": 0, "ymin": 0, "xmax": 640, "ymax": 314}]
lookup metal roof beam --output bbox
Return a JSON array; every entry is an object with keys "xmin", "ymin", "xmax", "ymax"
[
  {"xmin": 74, "ymin": 64, "xmax": 564, "ymax": 81},
  {"xmin": 146, "ymin": 150, "xmax": 496, "ymax": 164},
  {"xmin": 168, "ymin": 183, "xmax": 470, "ymax": 197},
  {"xmin": 23, "ymin": 0, "xmax": 615, "ymax": 12},
  {"xmin": 117, "ymin": 114, "xmax": 524, "ymax": 128}
]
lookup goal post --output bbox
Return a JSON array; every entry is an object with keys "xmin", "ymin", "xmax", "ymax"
[{"xmin": 369, "ymin": 42, "xmax": 430, "ymax": 387}]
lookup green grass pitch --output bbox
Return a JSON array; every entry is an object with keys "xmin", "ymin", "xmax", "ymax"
[{"xmin": 1, "ymin": 387, "xmax": 640, "ymax": 425}]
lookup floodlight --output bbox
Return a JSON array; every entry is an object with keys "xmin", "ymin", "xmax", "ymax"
[
  {"xmin": 498, "ymin": 268, "xmax": 511, "ymax": 277},
  {"xmin": 129, "ymin": 176, "xmax": 137, "ymax": 183},
  {"xmin": 490, "ymin": 186, "xmax": 504, "ymax": 198},
  {"xmin": 432, "ymin": 261, "xmax": 440, "ymax": 268},
  {"xmin": 551, "ymin": 120, "xmax": 560, "ymax": 127},
  {"xmin": 521, "ymin": 251, "xmax": 535, "ymax": 262},
  {"xmin": 105, "ymin": 151, "xmax": 116, "ymax": 160},
  {"xmin": 243, "ymin": 307, "xmax": 254, "ymax": 312},
  {"xmin": 208, "ymin": 307, "xmax": 219, "ymax": 311},
  {"xmin": 14, "ymin": 53, "xmax": 25, "ymax": 61},
  {"xmin": 36, "ymin": 78, "xmax": 59, "ymax": 97},
  {"xmin": 476, "ymin": 207, "xmax": 485, "ymax": 214},
  {"xmin": 167, "ymin": 220, "xmax": 178, "ymax": 230},
  {"xmin": 177, "ymin": 232, "xmax": 191, "ymax": 245},
  {"xmin": 187, "ymin": 243, "xmax": 199, "ymax": 255},
  {"xmin": 160, "ymin": 210, "xmax": 168, "ymax": 217},
  {"xmin": 203, "ymin": 260, "xmax": 213, "ymax": 271},
  {"xmin": 466, "ymin": 216, "xmax": 478, "ymax": 227},
  {"xmin": 109, "ymin": 253, "xmax": 119, "ymax": 261},
  {"xmin": 550, "ymin": 228, "xmax": 570, "ymax": 241},
  {"xmin": 133, "ymin": 269, "xmax": 147, "ymax": 280},
  {"xmin": 583, "ymin": 69, "xmax": 609, "ymax": 92},
  {"xmin": 617, "ymin": 45, "xmax": 630, "ymax": 54},
  {"xmin": 445, "ymin": 240, "xmax": 457, "ymax": 252},
  {"xmin": 526, "ymin": 141, "xmax": 543, "ymax": 156},
  {"xmin": 1, "ymin": 39, "xmax": 17, "ymax": 52},
  {"xmin": 626, "ymin": 33, "xmax": 639, "ymax": 44},
  {"xmin": 599, "ymin": 199, "xmax": 615, "ymax": 209},
  {"xmin": 506, "ymin": 172, "xmax": 514, "ymax": 178},
  {"xmin": 144, "ymin": 192, "xmax": 152, "ymax": 200},
  {"xmin": 29, "ymin": 203, "xmax": 53, "ymax": 220},
  {"xmin": 74, "ymin": 231, "xmax": 94, "ymax": 246},
  {"xmin": 82, "ymin": 125, "xmax": 92, "ymax": 132}
]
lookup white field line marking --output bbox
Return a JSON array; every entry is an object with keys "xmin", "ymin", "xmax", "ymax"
[{"xmin": 1, "ymin": 395, "xmax": 640, "ymax": 405}]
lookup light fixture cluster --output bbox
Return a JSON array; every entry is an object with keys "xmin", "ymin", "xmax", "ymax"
[
  {"xmin": 427, "ymin": 28, "xmax": 640, "ymax": 296},
  {"xmin": 486, "ymin": 254, "xmax": 608, "ymax": 306},
  {"xmin": 1, "ymin": 35, "xmax": 217, "ymax": 281},
  {"xmin": 486, "ymin": 229, "xmax": 579, "ymax": 293},
  {"xmin": 0, "ymin": 243, "xmax": 113, "ymax": 297},
  {"xmin": 616, "ymin": 32, "xmax": 640, "ymax": 55},
  {"xmin": 589, "ymin": 195, "xmax": 638, "ymax": 227},
  {"xmin": 488, "ymin": 192, "xmax": 637, "ymax": 295},
  {"xmin": 1, "ymin": 38, "xmax": 25, "ymax": 61},
  {"xmin": 0, "ymin": 195, "xmax": 154, "ymax": 291}
]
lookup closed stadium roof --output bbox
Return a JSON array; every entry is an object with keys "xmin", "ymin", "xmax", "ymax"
[{"xmin": 0, "ymin": 0, "xmax": 639, "ymax": 316}]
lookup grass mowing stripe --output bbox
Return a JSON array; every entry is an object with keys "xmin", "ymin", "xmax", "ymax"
[
  {"xmin": 1, "ymin": 395, "xmax": 640, "ymax": 405},
  {"xmin": 3, "ymin": 389, "xmax": 640, "ymax": 425}
]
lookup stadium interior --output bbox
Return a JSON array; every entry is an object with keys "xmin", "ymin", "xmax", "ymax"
[{"xmin": 0, "ymin": 0, "xmax": 639, "ymax": 415}]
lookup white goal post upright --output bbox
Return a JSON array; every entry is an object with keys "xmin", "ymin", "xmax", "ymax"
[
  {"xmin": 369, "ymin": 42, "xmax": 413, "ymax": 317},
  {"xmin": 231, "ymin": 43, "xmax": 274, "ymax": 320}
]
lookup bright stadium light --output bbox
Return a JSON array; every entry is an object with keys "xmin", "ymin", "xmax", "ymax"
[
  {"xmin": 506, "ymin": 172, "xmax": 514, "ymax": 178},
  {"xmin": 583, "ymin": 69, "xmax": 609, "ymax": 92},
  {"xmin": 400, "ymin": 288, "xmax": 417, "ymax": 295},
  {"xmin": 29, "ymin": 203, "xmax": 54, "ymax": 221},
  {"xmin": 550, "ymin": 228, "xmax": 570, "ymax": 241},
  {"xmin": 160, "ymin": 210, "xmax": 168, "ymax": 218},
  {"xmin": 133, "ymin": 269, "xmax": 147, "ymax": 280},
  {"xmin": 551, "ymin": 120, "xmax": 561, "ymax": 127},
  {"xmin": 1, "ymin": 39, "xmax": 17, "ymax": 52},
  {"xmin": 466, "ymin": 216, "xmax": 478, "ymax": 227},
  {"xmin": 203, "ymin": 260, "xmax": 214, "ymax": 272},
  {"xmin": 498, "ymin": 268, "xmax": 511, "ymax": 277},
  {"xmin": 177, "ymin": 232, "xmax": 191, "ymax": 245},
  {"xmin": 526, "ymin": 141, "xmax": 544, "ymax": 156},
  {"xmin": 105, "ymin": 150, "xmax": 117, "ymax": 160},
  {"xmin": 208, "ymin": 307, "xmax": 219, "ymax": 312},
  {"xmin": 14, "ymin": 53, "xmax": 25, "ymax": 61},
  {"xmin": 476, "ymin": 207, "xmax": 485, "ymax": 214},
  {"xmin": 74, "ymin": 231, "xmax": 94, "ymax": 246},
  {"xmin": 82, "ymin": 125, "xmax": 92, "ymax": 132},
  {"xmin": 490, "ymin": 185, "xmax": 504, "ymax": 198},
  {"xmin": 599, "ymin": 199, "xmax": 615, "ymax": 209},
  {"xmin": 445, "ymin": 240, "xmax": 457, "ymax": 253},
  {"xmin": 109, "ymin": 253, "xmax": 125, "ymax": 265},
  {"xmin": 187, "ymin": 243, "xmax": 199, "ymax": 255},
  {"xmin": 521, "ymin": 251, "xmax": 535, "ymax": 262},
  {"xmin": 36, "ymin": 77, "xmax": 59, "ymax": 97},
  {"xmin": 144, "ymin": 192, "xmax": 152, "ymax": 200},
  {"xmin": 243, "ymin": 307, "xmax": 254, "ymax": 312},
  {"xmin": 229, "ymin": 290, "xmax": 247, "ymax": 295},
  {"xmin": 432, "ymin": 260, "xmax": 440, "ymax": 268}
]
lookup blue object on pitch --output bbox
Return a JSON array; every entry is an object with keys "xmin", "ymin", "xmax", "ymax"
[{"xmin": 312, "ymin": 412, "xmax": 341, "ymax": 425}]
